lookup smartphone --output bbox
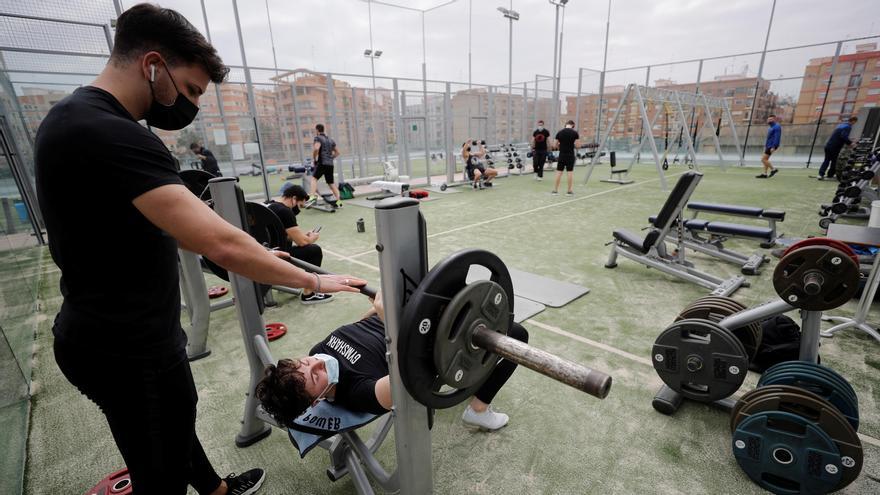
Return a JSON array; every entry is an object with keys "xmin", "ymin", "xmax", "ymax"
[{"xmin": 311, "ymin": 226, "xmax": 322, "ymax": 233}]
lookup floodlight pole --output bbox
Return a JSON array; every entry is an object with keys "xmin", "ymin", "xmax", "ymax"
[
  {"xmin": 498, "ymin": 4, "xmax": 519, "ymax": 145},
  {"xmin": 551, "ymin": 3, "xmax": 560, "ymax": 127}
]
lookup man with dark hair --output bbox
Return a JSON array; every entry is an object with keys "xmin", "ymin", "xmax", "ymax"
[
  {"xmin": 256, "ymin": 293, "xmax": 528, "ymax": 432},
  {"xmin": 552, "ymin": 120, "xmax": 580, "ymax": 196},
  {"xmin": 818, "ymin": 116, "xmax": 859, "ymax": 180},
  {"xmin": 34, "ymin": 4, "xmax": 365, "ymax": 494},
  {"xmin": 309, "ymin": 123, "xmax": 343, "ymax": 208},
  {"xmin": 757, "ymin": 114, "xmax": 781, "ymax": 179},
  {"xmin": 530, "ymin": 120, "xmax": 550, "ymax": 181},
  {"xmin": 267, "ymin": 183, "xmax": 332, "ymax": 304},
  {"xmin": 190, "ymin": 142, "xmax": 221, "ymax": 176}
]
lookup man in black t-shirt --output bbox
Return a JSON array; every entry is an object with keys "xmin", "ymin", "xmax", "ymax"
[
  {"xmin": 267, "ymin": 183, "xmax": 332, "ymax": 304},
  {"xmin": 34, "ymin": 5, "xmax": 364, "ymax": 495},
  {"xmin": 310, "ymin": 124, "xmax": 343, "ymax": 208},
  {"xmin": 190, "ymin": 142, "xmax": 221, "ymax": 176},
  {"xmin": 552, "ymin": 120, "xmax": 581, "ymax": 196},
  {"xmin": 256, "ymin": 293, "xmax": 529, "ymax": 431},
  {"xmin": 530, "ymin": 120, "xmax": 551, "ymax": 180}
]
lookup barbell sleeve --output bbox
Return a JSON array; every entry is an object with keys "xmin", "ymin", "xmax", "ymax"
[
  {"xmin": 471, "ymin": 325, "xmax": 612, "ymax": 400},
  {"xmin": 286, "ymin": 257, "xmax": 378, "ymax": 299}
]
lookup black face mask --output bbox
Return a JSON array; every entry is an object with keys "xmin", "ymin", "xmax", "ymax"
[
  {"xmin": 146, "ymin": 61, "xmax": 199, "ymax": 131},
  {"xmin": 292, "ymin": 206, "xmax": 301, "ymax": 216}
]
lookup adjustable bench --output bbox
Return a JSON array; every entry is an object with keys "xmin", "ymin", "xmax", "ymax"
[
  {"xmin": 647, "ymin": 216, "xmax": 770, "ymax": 275},
  {"xmin": 606, "ymin": 171, "xmax": 748, "ymax": 297},
  {"xmin": 687, "ymin": 201, "xmax": 786, "ymax": 247}
]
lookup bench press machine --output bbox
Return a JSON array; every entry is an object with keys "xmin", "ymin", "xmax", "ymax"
[
  {"xmin": 606, "ymin": 171, "xmax": 749, "ymax": 296},
  {"xmin": 207, "ymin": 177, "xmax": 613, "ymax": 494}
]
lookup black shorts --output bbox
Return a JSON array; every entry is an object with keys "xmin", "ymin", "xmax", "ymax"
[
  {"xmin": 313, "ymin": 164, "xmax": 334, "ymax": 184},
  {"xmin": 763, "ymin": 148, "xmax": 774, "ymax": 156},
  {"xmin": 557, "ymin": 155, "xmax": 575, "ymax": 172},
  {"xmin": 466, "ymin": 166, "xmax": 486, "ymax": 180}
]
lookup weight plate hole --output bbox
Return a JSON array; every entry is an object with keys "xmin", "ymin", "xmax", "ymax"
[{"xmin": 772, "ymin": 448, "xmax": 794, "ymax": 465}]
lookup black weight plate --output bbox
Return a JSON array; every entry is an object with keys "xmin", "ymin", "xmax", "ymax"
[
  {"xmin": 180, "ymin": 169, "xmax": 215, "ymax": 201},
  {"xmin": 731, "ymin": 386, "xmax": 862, "ymax": 491},
  {"xmin": 244, "ymin": 202, "xmax": 288, "ymax": 250},
  {"xmin": 676, "ymin": 297, "xmax": 761, "ymax": 362},
  {"xmin": 763, "ymin": 361, "xmax": 858, "ymax": 410},
  {"xmin": 830, "ymin": 202, "xmax": 848, "ymax": 214},
  {"xmin": 398, "ymin": 249, "xmax": 514, "ymax": 409},
  {"xmin": 758, "ymin": 370, "xmax": 859, "ymax": 431},
  {"xmin": 652, "ymin": 319, "xmax": 748, "ymax": 402},
  {"xmin": 433, "ymin": 280, "xmax": 510, "ymax": 389},
  {"xmin": 773, "ymin": 246, "xmax": 860, "ymax": 311},
  {"xmin": 843, "ymin": 186, "xmax": 861, "ymax": 198},
  {"xmin": 733, "ymin": 411, "xmax": 842, "ymax": 495}
]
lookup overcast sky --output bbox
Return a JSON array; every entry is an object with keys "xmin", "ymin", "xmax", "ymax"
[{"xmin": 7, "ymin": 0, "xmax": 880, "ymax": 99}]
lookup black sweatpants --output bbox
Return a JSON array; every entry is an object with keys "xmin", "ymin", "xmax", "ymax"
[
  {"xmin": 818, "ymin": 146, "xmax": 842, "ymax": 178},
  {"xmin": 474, "ymin": 322, "xmax": 529, "ymax": 404},
  {"xmin": 532, "ymin": 150, "xmax": 547, "ymax": 178},
  {"xmin": 54, "ymin": 337, "xmax": 221, "ymax": 495},
  {"xmin": 288, "ymin": 243, "xmax": 323, "ymax": 268}
]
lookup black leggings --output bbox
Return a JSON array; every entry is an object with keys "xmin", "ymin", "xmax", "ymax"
[
  {"xmin": 54, "ymin": 337, "xmax": 220, "ymax": 495},
  {"xmin": 532, "ymin": 150, "xmax": 547, "ymax": 178},
  {"xmin": 288, "ymin": 243, "xmax": 323, "ymax": 268},
  {"xmin": 474, "ymin": 322, "xmax": 529, "ymax": 404}
]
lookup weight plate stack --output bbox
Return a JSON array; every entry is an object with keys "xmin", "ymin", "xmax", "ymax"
[
  {"xmin": 730, "ymin": 385, "xmax": 862, "ymax": 492},
  {"xmin": 675, "ymin": 295, "xmax": 762, "ymax": 362},
  {"xmin": 757, "ymin": 361, "xmax": 859, "ymax": 431},
  {"xmin": 732, "ymin": 411, "xmax": 843, "ymax": 495},
  {"xmin": 773, "ymin": 241, "xmax": 861, "ymax": 311},
  {"xmin": 652, "ymin": 319, "xmax": 748, "ymax": 402}
]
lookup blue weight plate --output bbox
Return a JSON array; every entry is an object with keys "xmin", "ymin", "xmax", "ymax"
[
  {"xmin": 762, "ymin": 361, "xmax": 857, "ymax": 411},
  {"xmin": 758, "ymin": 370, "xmax": 859, "ymax": 431},
  {"xmin": 733, "ymin": 411, "xmax": 842, "ymax": 495}
]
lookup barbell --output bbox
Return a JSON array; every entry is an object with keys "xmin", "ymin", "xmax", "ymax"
[{"xmin": 241, "ymin": 200, "xmax": 613, "ymax": 409}]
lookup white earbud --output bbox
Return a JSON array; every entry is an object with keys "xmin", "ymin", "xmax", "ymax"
[{"xmin": 150, "ymin": 64, "xmax": 156, "ymax": 82}]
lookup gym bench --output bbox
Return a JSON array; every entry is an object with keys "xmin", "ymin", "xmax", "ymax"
[
  {"xmin": 687, "ymin": 201, "xmax": 785, "ymax": 248},
  {"xmin": 606, "ymin": 171, "xmax": 748, "ymax": 296}
]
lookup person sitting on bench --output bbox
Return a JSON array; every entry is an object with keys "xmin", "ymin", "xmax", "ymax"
[
  {"xmin": 256, "ymin": 291, "xmax": 527, "ymax": 431},
  {"xmin": 461, "ymin": 140, "xmax": 497, "ymax": 189},
  {"xmin": 267, "ymin": 183, "xmax": 333, "ymax": 304}
]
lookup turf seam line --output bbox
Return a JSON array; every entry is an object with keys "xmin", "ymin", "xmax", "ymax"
[
  {"xmin": 525, "ymin": 318, "xmax": 654, "ymax": 366},
  {"xmin": 345, "ymin": 171, "xmax": 686, "ymax": 259}
]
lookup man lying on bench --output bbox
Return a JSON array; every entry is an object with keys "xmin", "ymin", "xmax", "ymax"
[{"xmin": 255, "ymin": 291, "xmax": 528, "ymax": 432}]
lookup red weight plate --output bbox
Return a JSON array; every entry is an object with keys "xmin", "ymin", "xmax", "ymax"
[
  {"xmin": 784, "ymin": 237, "xmax": 858, "ymax": 266},
  {"xmin": 207, "ymin": 286, "xmax": 229, "ymax": 299},
  {"xmin": 266, "ymin": 322, "xmax": 288, "ymax": 341},
  {"xmin": 86, "ymin": 468, "xmax": 132, "ymax": 495}
]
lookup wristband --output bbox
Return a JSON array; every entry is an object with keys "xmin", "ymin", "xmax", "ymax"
[{"xmin": 313, "ymin": 273, "xmax": 321, "ymax": 293}]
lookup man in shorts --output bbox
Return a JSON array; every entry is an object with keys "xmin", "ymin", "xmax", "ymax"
[
  {"xmin": 552, "ymin": 120, "xmax": 580, "ymax": 195},
  {"xmin": 309, "ymin": 123, "xmax": 343, "ymax": 207}
]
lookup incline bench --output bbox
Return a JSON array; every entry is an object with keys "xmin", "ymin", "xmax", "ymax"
[
  {"xmin": 687, "ymin": 202, "xmax": 785, "ymax": 248},
  {"xmin": 606, "ymin": 171, "xmax": 748, "ymax": 296}
]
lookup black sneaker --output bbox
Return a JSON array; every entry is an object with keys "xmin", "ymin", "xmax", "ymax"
[
  {"xmin": 224, "ymin": 469, "xmax": 265, "ymax": 495},
  {"xmin": 817, "ymin": 176, "xmax": 825, "ymax": 181},
  {"xmin": 755, "ymin": 174, "xmax": 768, "ymax": 179},
  {"xmin": 483, "ymin": 182, "xmax": 493, "ymax": 188},
  {"xmin": 301, "ymin": 292, "xmax": 334, "ymax": 305},
  {"xmin": 769, "ymin": 169, "xmax": 779, "ymax": 177}
]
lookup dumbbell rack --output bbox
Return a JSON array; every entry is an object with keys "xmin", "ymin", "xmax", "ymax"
[{"xmin": 819, "ymin": 145, "xmax": 879, "ymax": 229}]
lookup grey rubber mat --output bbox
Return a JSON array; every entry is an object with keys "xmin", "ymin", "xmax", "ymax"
[
  {"xmin": 467, "ymin": 266, "xmax": 590, "ymax": 308},
  {"xmin": 513, "ymin": 296, "xmax": 545, "ymax": 323}
]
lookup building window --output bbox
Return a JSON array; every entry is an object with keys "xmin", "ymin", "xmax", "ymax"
[
  {"xmin": 854, "ymin": 61, "xmax": 866, "ymax": 73},
  {"xmin": 868, "ymin": 89, "xmax": 880, "ymax": 96},
  {"xmin": 846, "ymin": 88, "xmax": 859, "ymax": 101},
  {"xmin": 848, "ymin": 74, "xmax": 862, "ymax": 87},
  {"xmin": 841, "ymin": 102, "xmax": 854, "ymax": 114}
]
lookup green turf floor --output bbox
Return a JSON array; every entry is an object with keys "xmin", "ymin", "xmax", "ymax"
[{"xmin": 21, "ymin": 164, "xmax": 880, "ymax": 494}]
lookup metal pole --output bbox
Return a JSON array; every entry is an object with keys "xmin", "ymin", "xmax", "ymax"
[
  {"xmin": 112, "ymin": 0, "xmax": 124, "ymax": 16},
  {"xmin": 507, "ymin": 16, "xmax": 513, "ymax": 144},
  {"xmin": 806, "ymin": 42, "xmax": 842, "ymax": 167},
  {"xmin": 468, "ymin": 0, "xmax": 473, "ymax": 88},
  {"xmin": 352, "ymin": 87, "xmax": 365, "ymax": 177},
  {"xmin": 741, "ymin": 0, "xmax": 777, "ymax": 164},
  {"xmin": 290, "ymin": 78, "xmax": 306, "ymax": 167},
  {"xmin": 555, "ymin": 5, "xmax": 566, "ymax": 129},
  {"xmin": 326, "ymin": 73, "xmax": 343, "ymax": 184},
  {"xmin": 199, "ymin": 0, "xmax": 236, "ymax": 176},
  {"xmin": 598, "ymin": 0, "xmax": 612, "ymax": 144},
  {"xmin": 231, "ymin": 0, "xmax": 270, "ymax": 200},
  {"xmin": 522, "ymin": 82, "xmax": 528, "ymax": 143},
  {"xmin": 551, "ymin": 4, "xmax": 560, "ymax": 127},
  {"xmin": 445, "ymin": 82, "xmax": 454, "ymax": 184},
  {"xmin": 575, "ymin": 68, "xmax": 582, "ymax": 134},
  {"xmin": 264, "ymin": 0, "xmax": 293, "ymax": 167}
]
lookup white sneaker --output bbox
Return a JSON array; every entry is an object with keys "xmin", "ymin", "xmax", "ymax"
[{"xmin": 461, "ymin": 405, "xmax": 509, "ymax": 431}]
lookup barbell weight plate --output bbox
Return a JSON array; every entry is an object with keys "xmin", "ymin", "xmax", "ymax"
[
  {"xmin": 245, "ymin": 202, "xmax": 289, "ymax": 251},
  {"xmin": 732, "ymin": 388, "xmax": 861, "ymax": 492},
  {"xmin": 772, "ymin": 246, "xmax": 860, "ymax": 311},
  {"xmin": 860, "ymin": 170, "xmax": 874, "ymax": 180},
  {"xmin": 830, "ymin": 202, "xmax": 848, "ymax": 214},
  {"xmin": 652, "ymin": 318, "xmax": 748, "ymax": 402},
  {"xmin": 398, "ymin": 249, "xmax": 514, "ymax": 409},
  {"xmin": 675, "ymin": 296, "xmax": 762, "ymax": 362},
  {"xmin": 758, "ymin": 368, "xmax": 859, "ymax": 431},
  {"xmin": 818, "ymin": 217, "xmax": 834, "ymax": 230},
  {"xmin": 783, "ymin": 237, "xmax": 858, "ymax": 267},
  {"xmin": 180, "ymin": 169, "xmax": 215, "ymax": 201},
  {"xmin": 843, "ymin": 186, "xmax": 861, "ymax": 198},
  {"xmin": 762, "ymin": 361, "xmax": 858, "ymax": 410},
  {"xmin": 433, "ymin": 280, "xmax": 510, "ymax": 389},
  {"xmin": 207, "ymin": 285, "xmax": 229, "ymax": 299}
]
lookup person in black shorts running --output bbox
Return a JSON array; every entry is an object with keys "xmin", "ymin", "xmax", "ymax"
[
  {"xmin": 309, "ymin": 123, "xmax": 343, "ymax": 207},
  {"xmin": 256, "ymin": 292, "xmax": 528, "ymax": 431},
  {"xmin": 552, "ymin": 120, "xmax": 581, "ymax": 195},
  {"xmin": 531, "ymin": 120, "xmax": 550, "ymax": 181}
]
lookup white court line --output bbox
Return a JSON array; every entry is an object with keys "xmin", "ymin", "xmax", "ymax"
[
  {"xmin": 323, "ymin": 248, "xmax": 380, "ymax": 272},
  {"xmin": 525, "ymin": 319, "xmax": 654, "ymax": 366},
  {"xmin": 347, "ymin": 172, "xmax": 685, "ymax": 259}
]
